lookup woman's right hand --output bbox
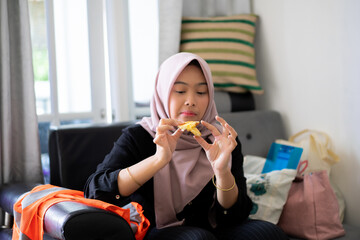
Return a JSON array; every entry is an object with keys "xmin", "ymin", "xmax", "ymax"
[
  {"xmin": 118, "ymin": 119, "xmax": 182, "ymax": 196},
  {"xmin": 153, "ymin": 118, "xmax": 183, "ymax": 164}
]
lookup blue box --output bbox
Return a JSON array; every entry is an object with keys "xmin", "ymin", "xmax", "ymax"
[{"xmin": 261, "ymin": 143, "xmax": 303, "ymax": 174}]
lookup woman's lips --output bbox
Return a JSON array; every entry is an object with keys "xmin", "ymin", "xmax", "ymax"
[{"xmin": 181, "ymin": 111, "xmax": 196, "ymax": 116}]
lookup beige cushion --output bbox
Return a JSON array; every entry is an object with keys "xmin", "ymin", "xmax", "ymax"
[{"xmin": 180, "ymin": 14, "xmax": 263, "ymax": 94}]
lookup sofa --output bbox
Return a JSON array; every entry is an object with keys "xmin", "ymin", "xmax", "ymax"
[{"xmin": 0, "ymin": 92, "xmax": 359, "ymax": 239}]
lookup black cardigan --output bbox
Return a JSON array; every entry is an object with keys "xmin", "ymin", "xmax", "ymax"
[{"xmin": 84, "ymin": 124, "xmax": 252, "ymax": 230}]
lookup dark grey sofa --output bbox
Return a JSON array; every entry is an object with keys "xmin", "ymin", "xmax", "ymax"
[
  {"xmin": 0, "ymin": 91, "xmax": 358, "ymax": 239},
  {"xmin": 1, "ymin": 110, "xmax": 286, "ymax": 240}
]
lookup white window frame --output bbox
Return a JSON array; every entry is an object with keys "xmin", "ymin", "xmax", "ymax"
[
  {"xmin": 38, "ymin": 0, "xmax": 135, "ymax": 126},
  {"xmin": 105, "ymin": 0, "xmax": 135, "ymax": 122},
  {"xmin": 38, "ymin": 0, "xmax": 118, "ymax": 126}
]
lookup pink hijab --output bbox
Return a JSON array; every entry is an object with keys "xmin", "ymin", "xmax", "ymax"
[{"xmin": 139, "ymin": 52, "xmax": 220, "ymax": 228}]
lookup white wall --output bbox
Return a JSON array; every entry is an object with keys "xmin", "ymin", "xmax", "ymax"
[{"xmin": 252, "ymin": 0, "xmax": 360, "ymax": 227}]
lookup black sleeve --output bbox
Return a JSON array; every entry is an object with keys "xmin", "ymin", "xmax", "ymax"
[
  {"xmin": 213, "ymin": 137, "xmax": 253, "ymax": 226},
  {"xmin": 83, "ymin": 125, "xmax": 155, "ymax": 205}
]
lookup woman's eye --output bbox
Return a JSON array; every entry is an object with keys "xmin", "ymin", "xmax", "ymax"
[
  {"xmin": 197, "ymin": 91, "xmax": 207, "ymax": 95},
  {"xmin": 176, "ymin": 91, "xmax": 185, "ymax": 94}
]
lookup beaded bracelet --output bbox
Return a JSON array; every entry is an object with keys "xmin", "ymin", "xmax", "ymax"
[
  {"xmin": 212, "ymin": 175, "xmax": 236, "ymax": 192},
  {"xmin": 126, "ymin": 167, "xmax": 142, "ymax": 187}
]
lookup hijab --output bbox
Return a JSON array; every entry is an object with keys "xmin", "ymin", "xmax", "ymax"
[{"xmin": 139, "ymin": 52, "xmax": 220, "ymax": 228}]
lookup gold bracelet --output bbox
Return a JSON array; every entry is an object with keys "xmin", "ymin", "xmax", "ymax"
[
  {"xmin": 212, "ymin": 175, "xmax": 236, "ymax": 192},
  {"xmin": 126, "ymin": 167, "xmax": 142, "ymax": 187}
]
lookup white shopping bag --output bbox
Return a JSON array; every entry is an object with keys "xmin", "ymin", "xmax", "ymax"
[
  {"xmin": 245, "ymin": 168, "xmax": 298, "ymax": 224},
  {"xmin": 243, "ymin": 155, "xmax": 298, "ymax": 224}
]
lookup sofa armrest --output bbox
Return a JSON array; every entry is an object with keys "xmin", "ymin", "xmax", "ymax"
[
  {"xmin": 0, "ymin": 183, "xmax": 135, "ymax": 240},
  {"xmin": 44, "ymin": 201, "xmax": 134, "ymax": 240},
  {"xmin": 0, "ymin": 183, "xmax": 39, "ymax": 214}
]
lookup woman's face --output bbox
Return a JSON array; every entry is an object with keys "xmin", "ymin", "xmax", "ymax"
[{"xmin": 168, "ymin": 64, "xmax": 209, "ymax": 122}]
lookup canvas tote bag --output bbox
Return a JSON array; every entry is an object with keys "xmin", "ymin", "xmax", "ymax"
[{"xmin": 289, "ymin": 129, "xmax": 339, "ymax": 175}]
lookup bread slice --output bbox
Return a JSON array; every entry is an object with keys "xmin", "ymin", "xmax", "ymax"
[{"xmin": 178, "ymin": 121, "xmax": 201, "ymax": 136}]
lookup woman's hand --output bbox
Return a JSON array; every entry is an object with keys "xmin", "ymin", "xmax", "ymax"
[
  {"xmin": 196, "ymin": 116, "xmax": 239, "ymax": 208},
  {"xmin": 153, "ymin": 118, "xmax": 183, "ymax": 164},
  {"xmin": 195, "ymin": 116, "xmax": 238, "ymax": 176},
  {"xmin": 118, "ymin": 119, "xmax": 182, "ymax": 196}
]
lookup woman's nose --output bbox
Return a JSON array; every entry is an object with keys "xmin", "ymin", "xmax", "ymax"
[{"xmin": 185, "ymin": 95, "xmax": 196, "ymax": 106}]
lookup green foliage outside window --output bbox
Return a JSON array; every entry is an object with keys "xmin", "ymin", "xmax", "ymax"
[{"xmin": 33, "ymin": 48, "xmax": 49, "ymax": 82}]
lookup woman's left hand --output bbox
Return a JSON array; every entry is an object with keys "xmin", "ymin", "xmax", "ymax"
[{"xmin": 194, "ymin": 116, "xmax": 238, "ymax": 175}]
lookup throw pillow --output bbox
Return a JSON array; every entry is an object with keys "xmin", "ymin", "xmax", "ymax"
[{"xmin": 180, "ymin": 14, "xmax": 263, "ymax": 94}]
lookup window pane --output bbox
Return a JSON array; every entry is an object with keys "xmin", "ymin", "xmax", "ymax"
[
  {"xmin": 29, "ymin": 0, "xmax": 51, "ymax": 115},
  {"xmin": 129, "ymin": 0, "xmax": 159, "ymax": 105},
  {"xmin": 53, "ymin": 0, "xmax": 92, "ymax": 113}
]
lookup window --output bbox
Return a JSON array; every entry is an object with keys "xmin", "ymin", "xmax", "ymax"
[
  {"xmin": 29, "ymin": 0, "xmax": 110, "ymax": 182},
  {"xmin": 29, "ymin": 0, "xmax": 109, "ymax": 127},
  {"xmin": 30, "ymin": 0, "xmax": 159, "ymax": 124},
  {"xmin": 128, "ymin": 0, "xmax": 159, "ymax": 117},
  {"xmin": 53, "ymin": 0, "xmax": 92, "ymax": 114},
  {"xmin": 29, "ymin": 0, "xmax": 159, "ymax": 182},
  {"xmin": 29, "ymin": 0, "xmax": 50, "ymax": 115}
]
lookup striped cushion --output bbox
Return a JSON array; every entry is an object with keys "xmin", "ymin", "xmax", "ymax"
[{"xmin": 180, "ymin": 15, "xmax": 263, "ymax": 94}]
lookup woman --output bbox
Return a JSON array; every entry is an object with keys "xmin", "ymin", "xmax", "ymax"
[{"xmin": 84, "ymin": 52, "xmax": 288, "ymax": 240}]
